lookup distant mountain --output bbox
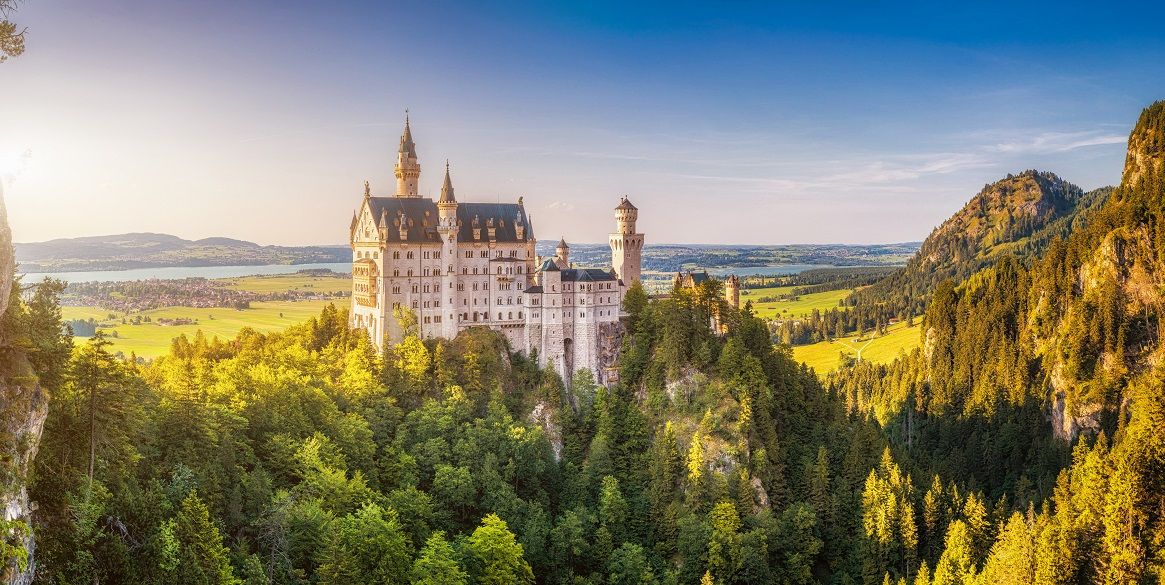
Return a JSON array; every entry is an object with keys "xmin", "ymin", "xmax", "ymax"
[
  {"xmin": 16, "ymin": 233, "xmax": 349, "ymax": 273},
  {"xmin": 18, "ymin": 231, "xmax": 918, "ymax": 275},
  {"xmin": 849, "ymin": 170, "xmax": 1111, "ymax": 323},
  {"xmin": 912, "ymin": 170, "xmax": 1103, "ymax": 278}
]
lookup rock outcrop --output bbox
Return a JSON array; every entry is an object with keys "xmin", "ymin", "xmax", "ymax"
[{"xmin": 0, "ymin": 186, "xmax": 48, "ymax": 585}]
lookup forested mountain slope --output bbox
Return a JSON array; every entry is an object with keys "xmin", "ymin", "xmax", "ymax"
[
  {"xmin": 841, "ymin": 171, "xmax": 1110, "ymax": 335},
  {"xmin": 827, "ymin": 100, "xmax": 1165, "ymax": 583}
]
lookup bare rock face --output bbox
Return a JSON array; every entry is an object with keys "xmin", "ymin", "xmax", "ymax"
[
  {"xmin": 0, "ymin": 185, "xmax": 48, "ymax": 585},
  {"xmin": 1123, "ymin": 101, "xmax": 1165, "ymax": 187}
]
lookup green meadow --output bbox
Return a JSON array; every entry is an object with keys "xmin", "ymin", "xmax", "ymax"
[
  {"xmin": 222, "ymin": 273, "xmax": 351, "ymax": 294},
  {"xmin": 743, "ymin": 286, "xmax": 854, "ymax": 319},
  {"xmin": 791, "ymin": 320, "xmax": 922, "ymax": 375},
  {"xmin": 62, "ymin": 273, "xmax": 350, "ymax": 358}
]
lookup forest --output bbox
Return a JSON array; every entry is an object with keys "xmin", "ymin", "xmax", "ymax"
[{"xmin": 5, "ymin": 106, "xmax": 1164, "ymax": 585}]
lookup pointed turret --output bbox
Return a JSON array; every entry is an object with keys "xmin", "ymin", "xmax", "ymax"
[
  {"xmin": 438, "ymin": 160, "xmax": 456, "ymax": 203},
  {"xmin": 399, "ymin": 113, "xmax": 417, "ymax": 157},
  {"xmin": 555, "ymin": 237, "xmax": 570, "ymax": 268},
  {"xmin": 394, "ymin": 112, "xmax": 421, "ymax": 197},
  {"xmin": 437, "ymin": 160, "xmax": 458, "ymax": 228}
]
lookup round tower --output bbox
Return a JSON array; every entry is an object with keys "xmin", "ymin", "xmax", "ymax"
[
  {"xmin": 437, "ymin": 161, "xmax": 459, "ymax": 338},
  {"xmin": 394, "ymin": 113, "xmax": 421, "ymax": 197},
  {"xmin": 724, "ymin": 275, "xmax": 740, "ymax": 308},
  {"xmin": 615, "ymin": 196, "xmax": 638, "ymax": 234},
  {"xmin": 555, "ymin": 237, "xmax": 570, "ymax": 268},
  {"xmin": 610, "ymin": 196, "xmax": 644, "ymax": 286}
]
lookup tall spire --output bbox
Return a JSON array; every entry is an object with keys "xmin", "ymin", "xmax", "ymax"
[
  {"xmin": 398, "ymin": 111, "xmax": 417, "ymax": 157},
  {"xmin": 438, "ymin": 160, "xmax": 456, "ymax": 204},
  {"xmin": 394, "ymin": 111, "xmax": 421, "ymax": 197}
]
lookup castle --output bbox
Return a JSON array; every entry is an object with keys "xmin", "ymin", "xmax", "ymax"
[{"xmin": 349, "ymin": 117, "xmax": 644, "ymax": 384}]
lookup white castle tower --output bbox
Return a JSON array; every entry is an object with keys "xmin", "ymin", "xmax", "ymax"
[
  {"xmin": 609, "ymin": 196, "xmax": 643, "ymax": 285},
  {"xmin": 394, "ymin": 114, "xmax": 421, "ymax": 197}
]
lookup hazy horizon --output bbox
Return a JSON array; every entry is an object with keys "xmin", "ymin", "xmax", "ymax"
[{"xmin": 2, "ymin": 1, "xmax": 1163, "ymax": 246}]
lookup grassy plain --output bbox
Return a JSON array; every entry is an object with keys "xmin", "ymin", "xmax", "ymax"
[
  {"xmin": 744, "ymin": 286, "xmax": 853, "ymax": 319},
  {"xmin": 221, "ymin": 273, "xmax": 351, "ymax": 294},
  {"xmin": 791, "ymin": 320, "xmax": 922, "ymax": 375},
  {"xmin": 61, "ymin": 273, "xmax": 352, "ymax": 358}
]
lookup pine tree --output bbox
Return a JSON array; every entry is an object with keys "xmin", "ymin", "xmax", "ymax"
[
  {"xmin": 173, "ymin": 491, "xmax": 239, "ymax": 585},
  {"xmin": 411, "ymin": 531, "xmax": 468, "ymax": 585}
]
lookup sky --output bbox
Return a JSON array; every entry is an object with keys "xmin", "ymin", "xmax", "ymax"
[{"xmin": 1, "ymin": 1, "xmax": 1164, "ymax": 246}]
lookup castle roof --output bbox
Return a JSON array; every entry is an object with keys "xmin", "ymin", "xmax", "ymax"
[
  {"xmin": 616, "ymin": 196, "xmax": 637, "ymax": 211},
  {"xmin": 557, "ymin": 237, "xmax": 569, "ymax": 249},
  {"xmin": 538, "ymin": 258, "xmax": 560, "ymax": 272},
  {"xmin": 677, "ymin": 270, "xmax": 711, "ymax": 286},
  {"xmin": 563, "ymin": 268, "xmax": 617, "ymax": 282},
  {"xmin": 365, "ymin": 196, "xmax": 531, "ymax": 243}
]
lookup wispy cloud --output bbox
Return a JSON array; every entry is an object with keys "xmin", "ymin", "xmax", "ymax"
[
  {"xmin": 547, "ymin": 200, "xmax": 576, "ymax": 211},
  {"xmin": 990, "ymin": 130, "xmax": 1126, "ymax": 154}
]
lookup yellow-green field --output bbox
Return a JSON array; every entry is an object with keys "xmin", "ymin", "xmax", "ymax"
[
  {"xmin": 743, "ymin": 286, "xmax": 854, "ymax": 319},
  {"xmin": 791, "ymin": 320, "xmax": 922, "ymax": 375},
  {"xmin": 61, "ymin": 273, "xmax": 352, "ymax": 358},
  {"xmin": 222, "ymin": 273, "xmax": 351, "ymax": 294}
]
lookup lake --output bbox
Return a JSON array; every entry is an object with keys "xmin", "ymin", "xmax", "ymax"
[
  {"xmin": 20, "ymin": 261, "xmax": 831, "ymax": 284},
  {"xmin": 20, "ymin": 263, "xmax": 354, "ymax": 283}
]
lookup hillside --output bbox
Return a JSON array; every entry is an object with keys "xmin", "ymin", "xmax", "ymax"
[
  {"xmin": 16, "ymin": 233, "xmax": 349, "ymax": 273},
  {"xmin": 841, "ymin": 170, "xmax": 1111, "ymax": 333},
  {"xmin": 827, "ymin": 100, "xmax": 1165, "ymax": 583}
]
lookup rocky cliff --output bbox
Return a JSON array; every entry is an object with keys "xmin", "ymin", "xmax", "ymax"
[{"xmin": 0, "ymin": 186, "xmax": 48, "ymax": 584}]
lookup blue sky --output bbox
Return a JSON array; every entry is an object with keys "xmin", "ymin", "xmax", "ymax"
[{"xmin": 1, "ymin": 0, "xmax": 1163, "ymax": 245}]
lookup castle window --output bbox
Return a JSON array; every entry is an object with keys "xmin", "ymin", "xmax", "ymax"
[
  {"xmin": 393, "ymin": 270, "xmax": 400, "ymax": 277},
  {"xmin": 497, "ymin": 297, "xmax": 502, "ymax": 305},
  {"xmin": 497, "ymin": 267, "xmax": 502, "ymax": 275},
  {"xmin": 392, "ymin": 286, "xmax": 400, "ymax": 294},
  {"xmin": 393, "ymin": 251, "xmax": 400, "ymax": 259},
  {"xmin": 465, "ymin": 251, "xmax": 472, "ymax": 258},
  {"xmin": 424, "ymin": 316, "xmax": 430, "ymax": 324},
  {"xmin": 508, "ymin": 312, "xmax": 513, "ymax": 319},
  {"xmin": 447, "ymin": 264, "xmax": 453, "ymax": 273},
  {"xmin": 510, "ymin": 250, "xmax": 517, "ymax": 257},
  {"xmin": 518, "ymin": 312, "xmax": 523, "ymax": 319},
  {"xmin": 498, "ymin": 313, "xmax": 502, "ymax": 320},
  {"xmin": 481, "ymin": 251, "xmax": 487, "ymax": 258},
  {"xmin": 412, "ymin": 285, "xmax": 418, "ymax": 293},
  {"xmin": 473, "ymin": 267, "xmax": 479, "ymax": 275},
  {"xmin": 407, "ymin": 251, "xmax": 414, "ymax": 259},
  {"xmin": 457, "ymin": 283, "xmax": 464, "ymax": 291},
  {"xmin": 373, "ymin": 252, "xmax": 378, "ymax": 259},
  {"xmin": 424, "ymin": 251, "xmax": 429, "ymax": 259},
  {"xmin": 463, "ymin": 268, "xmax": 468, "ymax": 274},
  {"xmin": 407, "ymin": 269, "xmax": 414, "ymax": 277},
  {"xmin": 411, "ymin": 301, "xmax": 418, "ymax": 308}
]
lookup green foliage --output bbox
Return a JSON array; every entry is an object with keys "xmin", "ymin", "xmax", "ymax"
[
  {"xmin": 410, "ymin": 531, "xmax": 467, "ymax": 585},
  {"xmin": 467, "ymin": 514, "xmax": 534, "ymax": 585},
  {"xmin": 316, "ymin": 503, "xmax": 411, "ymax": 585},
  {"xmin": 171, "ymin": 491, "xmax": 240, "ymax": 585}
]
